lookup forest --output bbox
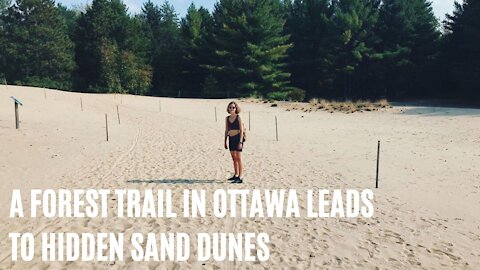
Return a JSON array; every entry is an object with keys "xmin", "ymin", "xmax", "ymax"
[{"xmin": 0, "ymin": 0, "xmax": 478, "ymax": 101}]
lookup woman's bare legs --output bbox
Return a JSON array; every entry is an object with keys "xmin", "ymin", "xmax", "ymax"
[
  {"xmin": 230, "ymin": 151, "xmax": 239, "ymax": 176},
  {"xmin": 236, "ymin": 152, "xmax": 243, "ymax": 178}
]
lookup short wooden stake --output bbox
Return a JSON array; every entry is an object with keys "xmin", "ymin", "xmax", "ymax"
[
  {"xmin": 11, "ymin": 96, "xmax": 23, "ymax": 129},
  {"xmin": 159, "ymin": 100, "xmax": 161, "ymax": 112},
  {"xmin": 116, "ymin": 105, "xmax": 120, "ymax": 124},
  {"xmin": 275, "ymin": 116, "xmax": 278, "ymax": 141},
  {"xmin": 80, "ymin": 97, "xmax": 83, "ymax": 111},
  {"xmin": 249, "ymin": 111, "xmax": 251, "ymax": 130},
  {"xmin": 376, "ymin": 140, "xmax": 380, "ymax": 188},
  {"xmin": 105, "ymin": 114, "xmax": 109, "ymax": 141},
  {"xmin": 14, "ymin": 102, "xmax": 19, "ymax": 129},
  {"xmin": 215, "ymin": 107, "xmax": 217, "ymax": 122}
]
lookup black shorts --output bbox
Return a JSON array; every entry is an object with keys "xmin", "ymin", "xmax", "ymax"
[{"xmin": 228, "ymin": 134, "xmax": 244, "ymax": 152}]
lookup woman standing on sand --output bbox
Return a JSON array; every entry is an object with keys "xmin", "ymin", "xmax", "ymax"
[{"xmin": 224, "ymin": 101, "xmax": 245, "ymax": 183}]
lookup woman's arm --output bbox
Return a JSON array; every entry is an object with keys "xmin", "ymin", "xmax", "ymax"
[
  {"xmin": 238, "ymin": 115, "xmax": 244, "ymax": 143},
  {"xmin": 224, "ymin": 117, "xmax": 229, "ymax": 147}
]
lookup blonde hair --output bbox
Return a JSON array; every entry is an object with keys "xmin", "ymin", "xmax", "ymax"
[{"xmin": 226, "ymin": 101, "xmax": 241, "ymax": 114}]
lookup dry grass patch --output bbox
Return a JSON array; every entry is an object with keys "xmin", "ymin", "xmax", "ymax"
[
  {"xmin": 250, "ymin": 97, "xmax": 391, "ymax": 114},
  {"xmin": 309, "ymin": 98, "xmax": 319, "ymax": 106},
  {"xmin": 315, "ymin": 99, "xmax": 391, "ymax": 113}
]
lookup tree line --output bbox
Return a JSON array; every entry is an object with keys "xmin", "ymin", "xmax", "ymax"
[{"xmin": 0, "ymin": 0, "xmax": 478, "ymax": 101}]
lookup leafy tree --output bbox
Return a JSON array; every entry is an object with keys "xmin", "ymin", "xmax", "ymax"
[
  {"xmin": 74, "ymin": 0, "xmax": 128, "ymax": 91},
  {"xmin": 96, "ymin": 39, "xmax": 151, "ymax": 95},
  {"xmin": 74, "ymin": 0, "xmax": 151, "ymax": 93}
]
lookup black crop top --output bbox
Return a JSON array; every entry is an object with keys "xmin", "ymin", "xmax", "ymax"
[{"xmin": 227, "ymin": 115, "xmax": 240, "ymax": 130}]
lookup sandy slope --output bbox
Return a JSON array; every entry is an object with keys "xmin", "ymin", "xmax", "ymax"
[{"xmin": 0, "ymin": 85, "xmax": 479, "ymax": 269}]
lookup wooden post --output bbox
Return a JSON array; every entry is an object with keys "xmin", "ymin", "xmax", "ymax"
[
  {"xmin": 14, "ymin": 102, "xmax": 19, "ymax": 129},
  {"xmin": 249, "ymin": 111, "xmax": 251, "ymax": 131},
  {"xmin": 376, "ymin": 140, "xmax": 380, "ymax": 188},
  {"xmin": 116, "ymin": 105, "xmax": 120, "ymax": 124},
  {"xmin": 44, "ymin": 89, "xmax": 47, "ymax": 100},
  {"xmin": 11, "ymin": 96, "xmax": 23, "ymax": 129},
  {"xmin": 215, "ymin": 107, "xmax": 217, "ymax": 122},
  {"xmin": 105, "ymin": 114, "xmax": 109, "ymax": 141},
  {"xmin": 159, "ymin": 100, "xmax": 161, "ymax": 112},
  {"xmin": 275, "ymin": 116, "xmax": 278, "ymax": 141},
  {"xmin": 80, "ymin": 97, "xmax": 83, "ymax": 111}
]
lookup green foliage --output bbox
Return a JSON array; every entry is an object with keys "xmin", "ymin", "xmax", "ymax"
[
  {"xmin": 286, "ymin": 87, "xmax": 306, "ymax": 101},
  {"xmin": 376, "ymin": 0, "xmax": 440, "ymax": 97},
  {"xmin": 95, "ymin": 36, "xmax": 152, "ymax": 94},
  {"xmin": 18, "ymin": 76, "xmax": 70, "ymax": 90},
  {"xmin": 285, "ymin": 0, "xmax": 335, "ymax": 98},
  {"xmin": 1, "ymin": 0, "xmax": 75, "ymax": 89},
  {"xmin": 140, "ymin": 0, "xmax": 161, "ymax": 61},
  {"xmin": 75, "ymin": 0, "xmax": 151, "ymax": 93},
  {"xmin": 266, "ymin": 87, "xmax": 305, "ymax": 101},
  {"xmin": 207, "ymin": 0, "xmax": 292, "ymax": 97},
  {"xmin": 442, "ymin": 0, "xmax": 480, "ymax": 99},
  {"xmin": 118, "ymin": 50, "xmax": 152, "ymax": 95},
  {"xmin": 330, "ymin": 0, "xmax": 380, "ymax": 98},
  {"xmin": 98, "ymin": 40, "xmax": 122, "ymax": 92},
  {"xmin": 249, "ymin": 90, "xmax": 262, "ymax": 99},
  {"xmin": 180, "ymin": 4, "xmax": 214, "ymax": 97},
  {"xmin": 0, "ymin": 0, "xmax": 10, "ymax": 77},
  {"xmin": 202, "ymin": 74, "xmax": 224, "ymax": 98},
  {"xmin": 57, "ymin": 3, "xmax": 79, "ymax": 39},
  {"xmin": 141, "ymin": 1, "xmax": 184, "ymax": 96},
  {"xmin": 0, "ymin": 0, "xmax": 477, "ymax": 102},
  {"xmin": 0, "ymin": 0, "xmax": 10, "ymax": 10},
  {"xmin": 266, "ymin": 91, "xmax": 289, "ymax": 101}
]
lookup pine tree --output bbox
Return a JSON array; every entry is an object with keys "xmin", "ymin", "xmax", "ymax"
[
  {"xmin": 140, "ymin": 0, "xmax": 161, "ymax": 62},
  {"xmin": 180, "ymin": 3, "xmax": 214, "ymax": 97},
  {"xmin": 377, "ymin": 0, "xmax": 440, "ymax": 97},
  {"xmin": 151, "ymin": 1, "xmax": 184, "ymax": 97},
  {"xmin": 141, "ymin": 1, "xmax": 184, "ymax": 97},
  {"xmin": 57, "ymin": 3, "xmax": 79, "ymax": 40},
  {"xmin": 0, "ymin": 0, "xmax": 11, "ymax": 80},
  {"xmin": 443, "ymin": 0, "xmax": 480, "ymax": 99},
  {"xmin": 285, "ymin": 0, "xmax": 335, "ymax": 98},
  {"xmin": 1, "ymin": 0, "xmax": 75, "ymax": 89},
  {"xmin": 330, "ymin": 0, "xmax": 380, "ymax": 99},
  {"xmin": 208, "ymin": 0, "xmax": 292, "ymax": 98}
]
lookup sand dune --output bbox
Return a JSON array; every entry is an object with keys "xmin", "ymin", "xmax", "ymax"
[{"xmin": 0, "ymin": 85, "xmax": 479, "ymax": 269}]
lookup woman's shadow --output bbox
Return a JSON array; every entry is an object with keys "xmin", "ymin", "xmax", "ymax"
[{"xmin": 126, "ymin": 179, "xmax": 223, "ymax": 184}]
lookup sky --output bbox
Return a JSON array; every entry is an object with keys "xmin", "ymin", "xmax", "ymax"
[{"xmin": 56, "ymin": 0, "xmax": 459, "ymax": 21}]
